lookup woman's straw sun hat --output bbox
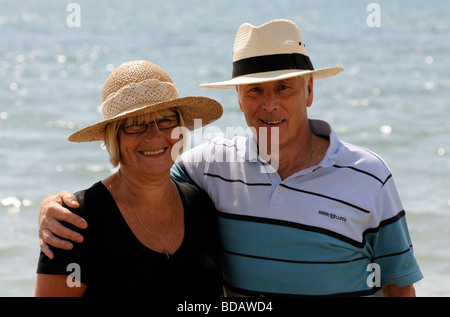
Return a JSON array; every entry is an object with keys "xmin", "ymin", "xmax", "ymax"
[
  {"xmin": 68, "ymin": 60, "xmax": 223, "ymax": 143},
  {"xmin": 200, "ymin": 19, "xmax": 344, "ymax": 89}
]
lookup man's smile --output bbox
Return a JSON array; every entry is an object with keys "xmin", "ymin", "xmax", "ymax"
[{"xmin": 260, "ymin": 119, "xmax": 285, "ymax": 125}]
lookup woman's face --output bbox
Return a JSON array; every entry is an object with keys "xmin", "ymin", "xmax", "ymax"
[{"xmin": 117, "ymin": 111, "xmax": 181, "ymax": 179}]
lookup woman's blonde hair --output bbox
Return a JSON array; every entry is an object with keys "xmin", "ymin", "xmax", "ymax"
[{"xmin": 104, "ymin": 108, "xmax": 186, "ymax": 167}]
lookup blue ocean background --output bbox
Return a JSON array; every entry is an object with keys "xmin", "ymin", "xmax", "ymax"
[{"xmin": 0, "ymin": 0, "xmax": 449, "ymax": 296}]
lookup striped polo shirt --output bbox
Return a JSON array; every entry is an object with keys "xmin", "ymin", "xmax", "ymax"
[{"xmin": 171, "ymin": 119, "xmax": 423, "ymax": 296}]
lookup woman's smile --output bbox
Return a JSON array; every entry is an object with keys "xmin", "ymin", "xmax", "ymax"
[{"xmin": 139, "ymin": 148, "xmax": 168, "ymax": 157}]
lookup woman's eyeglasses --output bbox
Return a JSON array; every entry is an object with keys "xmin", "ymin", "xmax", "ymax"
[{"xmin": 120, "ymin": 115, "xmax": 179, "ymax": 134}]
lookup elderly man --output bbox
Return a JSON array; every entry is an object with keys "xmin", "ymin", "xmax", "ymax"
[{"xmin": 39, "ymin": 19, "xmax": 422, "ymax": 296}]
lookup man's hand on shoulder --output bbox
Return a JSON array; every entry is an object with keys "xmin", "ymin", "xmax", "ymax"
[{"xmin": 38, "ymin": 191, "xmax": 87, "ymax": 259}]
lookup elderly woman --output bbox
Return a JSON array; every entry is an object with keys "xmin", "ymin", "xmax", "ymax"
[{"xmin": 35, "ymin": 61, "xmax": 223, "ymax": 296}]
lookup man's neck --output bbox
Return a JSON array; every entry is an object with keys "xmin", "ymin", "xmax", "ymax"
[{"xmin": 263, "ymin": 132, "xmax": 329, "ymax": 180}]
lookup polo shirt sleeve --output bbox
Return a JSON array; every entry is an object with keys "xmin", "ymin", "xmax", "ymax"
[{"xmin": 366, "ymin": 177, "xmax": 423, "ymax": 287}]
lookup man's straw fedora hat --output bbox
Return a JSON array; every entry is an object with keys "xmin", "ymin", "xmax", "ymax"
[
  {"xmin": 200, "ymin": 19, "xmax": 344, "ymax": 89},
  {"xmin": 69, "ymin": 60, "xmax": 223, "ymax": 142}
]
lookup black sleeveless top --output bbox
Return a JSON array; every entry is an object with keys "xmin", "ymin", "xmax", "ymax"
[{"xmin": 37, "ymin": 180, "xmax": 223, "ymax": 296}]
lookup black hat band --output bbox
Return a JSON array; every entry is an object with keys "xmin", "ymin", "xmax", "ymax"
[{"xmin": 232, "ymin": 53, "xmax": 314, "ymax": 78}]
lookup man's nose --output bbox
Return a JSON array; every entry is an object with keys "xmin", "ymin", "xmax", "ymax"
[{"xmin": 262, "ymin": 91, "xmax": 280, "ymax": 112}]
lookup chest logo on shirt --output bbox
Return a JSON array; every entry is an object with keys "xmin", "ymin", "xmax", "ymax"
[{"xmin": 317, "ymin": 210, "xmax": 347, "ymax": 222}]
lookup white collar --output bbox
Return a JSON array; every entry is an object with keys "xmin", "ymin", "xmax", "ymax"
[{"xmin": 242, "ymin": 119, "xmax": 341, "ymax": 173}]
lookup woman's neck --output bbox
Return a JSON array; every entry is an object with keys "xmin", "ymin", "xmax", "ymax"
[{"xmin": 105, "ymin": 167, "xmax": 174, "ymax": 205}]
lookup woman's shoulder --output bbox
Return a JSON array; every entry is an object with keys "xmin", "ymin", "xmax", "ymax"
[
  {"xmin": 174, "ymin": 180, "xmax": 216, "ymax": 213},
  {"xmin": 173, "ymin": 180, "xmax": 211, "ymax": 202},
  {"xmin": 174, "ymin": 179, "xmax": 202, "ymax": 194},
  {"xmin": 71, "ymin": 181, "xmax": 112, "ymax": 217}
]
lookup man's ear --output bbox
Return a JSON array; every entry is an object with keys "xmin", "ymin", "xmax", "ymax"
[{"xmin": 306, "ymin": 76, "xmax": 314, "ymax": 108}]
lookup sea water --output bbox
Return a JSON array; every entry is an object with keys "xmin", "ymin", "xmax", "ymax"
[{"xmin": 0, "ymin": 0, "xmax": 449, "ymax": 296}]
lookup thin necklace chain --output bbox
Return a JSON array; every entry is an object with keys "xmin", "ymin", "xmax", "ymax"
[{"xmin": 121, "ymin": 180, "xmax": 176, "ymax": 259}]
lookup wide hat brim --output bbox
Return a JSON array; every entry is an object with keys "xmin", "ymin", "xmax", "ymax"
[
  {"xmin": 200, "ymin": 66, "xmax": 344, "ymax": 89},
  {"xmin": 68, "ymin": 96, "xmax": 223, "ymax": 143}
]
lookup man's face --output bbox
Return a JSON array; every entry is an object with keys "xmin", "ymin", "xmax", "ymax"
[{"xmin": 237, "ymin": 75, "xmax": 313, "ymax": 151}]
